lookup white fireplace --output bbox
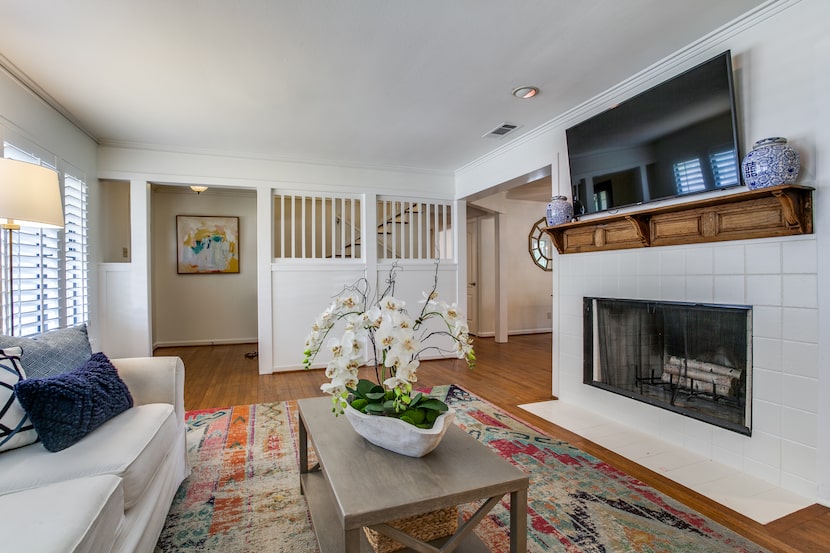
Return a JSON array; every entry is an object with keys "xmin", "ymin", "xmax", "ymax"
[{"xmin": 554, "ymin": 236, "xmax": 818, "ymax": 498}]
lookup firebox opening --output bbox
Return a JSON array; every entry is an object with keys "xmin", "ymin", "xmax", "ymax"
[{"xmin": 583, "ymin": 297, "xmax": 752, "ymax": 435}]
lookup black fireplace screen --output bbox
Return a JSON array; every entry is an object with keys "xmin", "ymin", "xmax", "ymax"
[{"xmin": 584, "ymin": 297, "xmax": 752, "ymax": 435}]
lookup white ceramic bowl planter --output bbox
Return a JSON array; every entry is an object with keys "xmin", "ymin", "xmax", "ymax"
[{"xmin": 344, "ymin": 405, "xmax": 456, "ymax": 457}]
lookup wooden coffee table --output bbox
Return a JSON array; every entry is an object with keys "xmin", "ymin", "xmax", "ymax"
[{"xmin": 298, "ymin": 396, "xmax": 529, "ymax": 553}]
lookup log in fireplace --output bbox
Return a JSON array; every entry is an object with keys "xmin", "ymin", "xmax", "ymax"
[{"xmin": 583, "ymin": 297, "xmax": 752, "ymax": 435}]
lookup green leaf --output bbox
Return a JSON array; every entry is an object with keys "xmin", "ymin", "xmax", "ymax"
[
  {"xmin": 350, "ymin": 398, "xmax": 369, "ymax": 411},
  {"xmin": 356, "ymin": 379, "xmax": 383, "ymax": 398},
  {"xmin": 364, "ymin": 403, "xmax": 386, "ymax": 414},
  {"xmin": 418, "ymin": 399, "xmax": 449, "ymax": 412},
  {"xmin": 401, "ymin": 409, "xmax": 425, "ymax": 425}
]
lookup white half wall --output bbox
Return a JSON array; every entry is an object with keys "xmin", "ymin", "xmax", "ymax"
[{"xmin": 274, "ymin": 261, "xmax": 460, "ymax": 373}]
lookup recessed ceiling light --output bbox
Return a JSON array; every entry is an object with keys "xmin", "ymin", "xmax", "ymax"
[{"xmin": 512, "ymin": 86, "xmax": 539, "ymax": 99}]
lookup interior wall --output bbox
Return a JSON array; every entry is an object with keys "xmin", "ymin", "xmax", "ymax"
[
  {"xmin": 151, "ymin": 186, "xmax": 258, "ymax": 347},
  {"xmin": 97, "ymin": 142, "xmax": 459, "ymax": 374},
  {"xmin": 454, "ymin": 0, "xmax": 829, "ymax": 504},
  {"xmin": 99, "ymin": 179, "xmax": 131, "ymax": 262},
  {"xmin": 471, "ymin": 194, "xmax": 552, "ymax": 336}
]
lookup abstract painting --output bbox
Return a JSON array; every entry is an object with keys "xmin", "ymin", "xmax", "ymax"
[{"xmin": 176, "ymin": 215, "xmax": 239, "ymax": 274}]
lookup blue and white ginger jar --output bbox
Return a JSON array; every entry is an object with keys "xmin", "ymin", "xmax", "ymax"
[
  {"xmin": 741, "ymin": 137, "xmax": 800, "ymax": 190},
  {"xmin": 545, "ymin": 196, "xmax": 573, "ymax": 226}
]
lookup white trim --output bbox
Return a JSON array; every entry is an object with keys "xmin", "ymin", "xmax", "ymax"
[
  {"xmin": 153, "ymin": 338, "xmax": 258, "ymax": 349},
  {"xmin": 474, "ymin": 329, "xmax": 552, "ymax": 338}
]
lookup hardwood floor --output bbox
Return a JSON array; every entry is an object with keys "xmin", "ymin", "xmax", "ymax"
[{"xmin": 155, "ymin": 334, "xmax": 829, "ymax": 553}]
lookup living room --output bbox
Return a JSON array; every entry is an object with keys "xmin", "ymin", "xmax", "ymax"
[{"xmin": 1, "ymin": 0, "xmax": 828, "ymax": 551}]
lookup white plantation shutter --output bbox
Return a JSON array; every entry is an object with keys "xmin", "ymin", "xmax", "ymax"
[
  {"xmin": 673, "ymin": 158, "xmax": 706, "ymax": 194},
  {"xmin": 63, "ymin": 169, "xmax": 88, "ymax": 327},
  {"xmin": 709, "ymin": 148, "xmax": 739, "ymax": 188},
  {"xmin": 2, "ymin": 142, "xmax": 88, "ymax": 336},
  {"xmin": 14, "ymin": 227, "xmax": 62, "ymax": 335}
]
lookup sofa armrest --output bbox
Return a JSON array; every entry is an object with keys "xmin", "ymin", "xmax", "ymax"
[{"xmin": 111, "ymin": 356, "xmax": 185, "ymax": 421}]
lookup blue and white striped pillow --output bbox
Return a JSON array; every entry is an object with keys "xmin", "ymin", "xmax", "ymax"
[{"xmin": 0, "ymin": 347, "xmax": 38, "ymax": 452}]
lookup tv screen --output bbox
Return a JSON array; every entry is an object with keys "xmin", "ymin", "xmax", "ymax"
[{"xmin": 566, "ymin": 51, "xmax": 741, "ymax": 217}]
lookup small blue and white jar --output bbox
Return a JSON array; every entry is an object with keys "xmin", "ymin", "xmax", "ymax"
[
  {"xmin": 545, "ymin": 196, "xmax": 573, "ymax": 226},
  {"xmin": 741, "ymin": 137, "xmax": 800, "ymax": 190}
]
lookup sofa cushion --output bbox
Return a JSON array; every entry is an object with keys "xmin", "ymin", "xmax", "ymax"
[
  {"xmin": 0, "ymin": 347, "xmax": 38, "ymax": 452},
  {"xmin": 0, "ymin": 475, "xmax": 124, "ymax": 553},
  {"xmin": 0, "ymin": 324, "xmax": 92, "ymax": 379},
  {"xmin": 14, "ymin": 352, "xmax": 134, "ymax": 452},
  {"xmin": 0, "ymin": 402, "xmax": 177, "ymax": 510}
]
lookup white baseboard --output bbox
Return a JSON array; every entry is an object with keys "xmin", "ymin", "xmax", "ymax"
[
  {"xmin": 152, "ymin": 338, "xmax": 258, "ymax": 349},
  {"xmin": 473, "ymin": 328, "xmax": 552, "ymax": 338}
]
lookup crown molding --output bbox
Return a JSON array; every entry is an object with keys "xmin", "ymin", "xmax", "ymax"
[
  {"xmin": 99, "ymin": 139, "xmax": 453, "ymax": 178},
  {"xmin": 0, "ymin": 53, "xmax": 99, "ymax": 144}
]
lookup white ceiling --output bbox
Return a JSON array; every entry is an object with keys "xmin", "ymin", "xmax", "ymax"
[{"xmin": 0, "ymin": 0, "xmax": 766, "ymax": 175}]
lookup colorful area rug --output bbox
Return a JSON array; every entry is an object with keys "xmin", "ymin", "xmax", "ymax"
[{"xmin": 156, "ymin": 384, "xmax": 768, "ymax": 552}]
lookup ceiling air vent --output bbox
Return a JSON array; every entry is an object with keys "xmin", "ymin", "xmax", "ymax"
[{"xmin": 483, "ymin": 122, "xmax": 521, "ymax": 139}]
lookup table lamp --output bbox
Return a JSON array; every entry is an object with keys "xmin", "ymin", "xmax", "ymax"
[{"xmin": 0, "ymin": 158, "xmax": 64, "ymax": 335}]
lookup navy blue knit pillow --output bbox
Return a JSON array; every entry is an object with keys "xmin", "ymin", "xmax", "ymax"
[{"xmin": 14, "ymin": 352, "xmax": 133, "ymax": 452}]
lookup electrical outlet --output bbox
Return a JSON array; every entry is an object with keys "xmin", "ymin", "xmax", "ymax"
[
  {"xmin": 547, "ymin": 312, "xmax": 552, "ymax": 319},
  {"xmin": 122, "ymin": 247, "xmax": 129, "ymax": 258}
]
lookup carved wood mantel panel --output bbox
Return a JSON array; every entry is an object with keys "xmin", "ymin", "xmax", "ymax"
[{"xmin": 545, "ymin": 184, "xmax": 813, "ymax": 255}]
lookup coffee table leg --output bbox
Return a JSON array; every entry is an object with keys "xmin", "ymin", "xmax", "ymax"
[
  {"xmin": 510, "ymin": 488, "xmax": 527, "ymax": 553},
  {"xmin": 345, "ymin": 528, "xmax": 360, "ymax": 552},
  {"xmin": 299, "ymin": 414, "xmax": 308, "ymax": 491}
]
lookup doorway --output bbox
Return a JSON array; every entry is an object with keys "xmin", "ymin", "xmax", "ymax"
[
  {"xmin": 466, "ymin": 219, "xmax": 479, "ymax": 335},
  {"xmin": 149, "ymin": 184, "xmax": 258, "ymax": 349}
]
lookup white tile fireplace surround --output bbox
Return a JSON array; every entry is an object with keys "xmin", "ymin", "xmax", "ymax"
[{"xmin": 548, "ymin": 235, "xmax": 819, "ymax": 508}]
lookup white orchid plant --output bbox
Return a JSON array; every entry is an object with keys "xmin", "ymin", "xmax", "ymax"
[{"xmin": 302, "ymin": 263, "xmax": 475, "ymax": 427}]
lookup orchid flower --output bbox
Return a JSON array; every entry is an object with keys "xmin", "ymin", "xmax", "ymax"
[{"xmin": 303, "ymin": 262, "xmax": 475, "ymax": 416}]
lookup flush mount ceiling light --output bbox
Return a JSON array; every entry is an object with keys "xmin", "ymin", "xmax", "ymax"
[
  {"xmin": 189, "ymin": 185, "xmax": 208, "ymax": 194},
  {"xmin": 512, "ymin": 86, "xmax": 539, "ymax": 99}
]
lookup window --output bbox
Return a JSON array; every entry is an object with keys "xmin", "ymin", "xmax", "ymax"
[
  {"xmin": 709, "ymin": 148, "xmax": 739, "ymax": 188},
  {"xmin": 2, "ymin": 142, "xmax": 88, "ymax": 336},
  {"xmin": 673, "ymin": 158, "xmax": 706, "ymax": 194}
]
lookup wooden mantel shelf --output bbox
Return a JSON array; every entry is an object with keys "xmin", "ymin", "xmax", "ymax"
[{"xmin": 545, "ymin": 184, "xmax": 813, "ymax": 255}]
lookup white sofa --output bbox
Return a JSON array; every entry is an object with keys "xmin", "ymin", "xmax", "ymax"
[{"xmin": 0, "ymin": 356, "xmax": 189, "ymax": 553}]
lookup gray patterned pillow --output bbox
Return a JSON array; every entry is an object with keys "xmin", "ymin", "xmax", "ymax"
[{"xmin": 0, "ymin": 324, "xmax": 92, "ymax": 379}]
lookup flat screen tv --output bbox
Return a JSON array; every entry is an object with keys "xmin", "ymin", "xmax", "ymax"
[{"xmin": 566, "ymin": 51, "xmax": 741, "ymax": 217}]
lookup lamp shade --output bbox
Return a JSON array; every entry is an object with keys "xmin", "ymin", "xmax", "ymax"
[{"xmin": 0, "ymin": 158, "xmax": 64, "ymax": 229}]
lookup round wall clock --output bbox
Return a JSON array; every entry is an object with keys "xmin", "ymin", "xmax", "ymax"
[{"xmin": 528, "ymin": 217, "xmax": 553, "ymax": 272}]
